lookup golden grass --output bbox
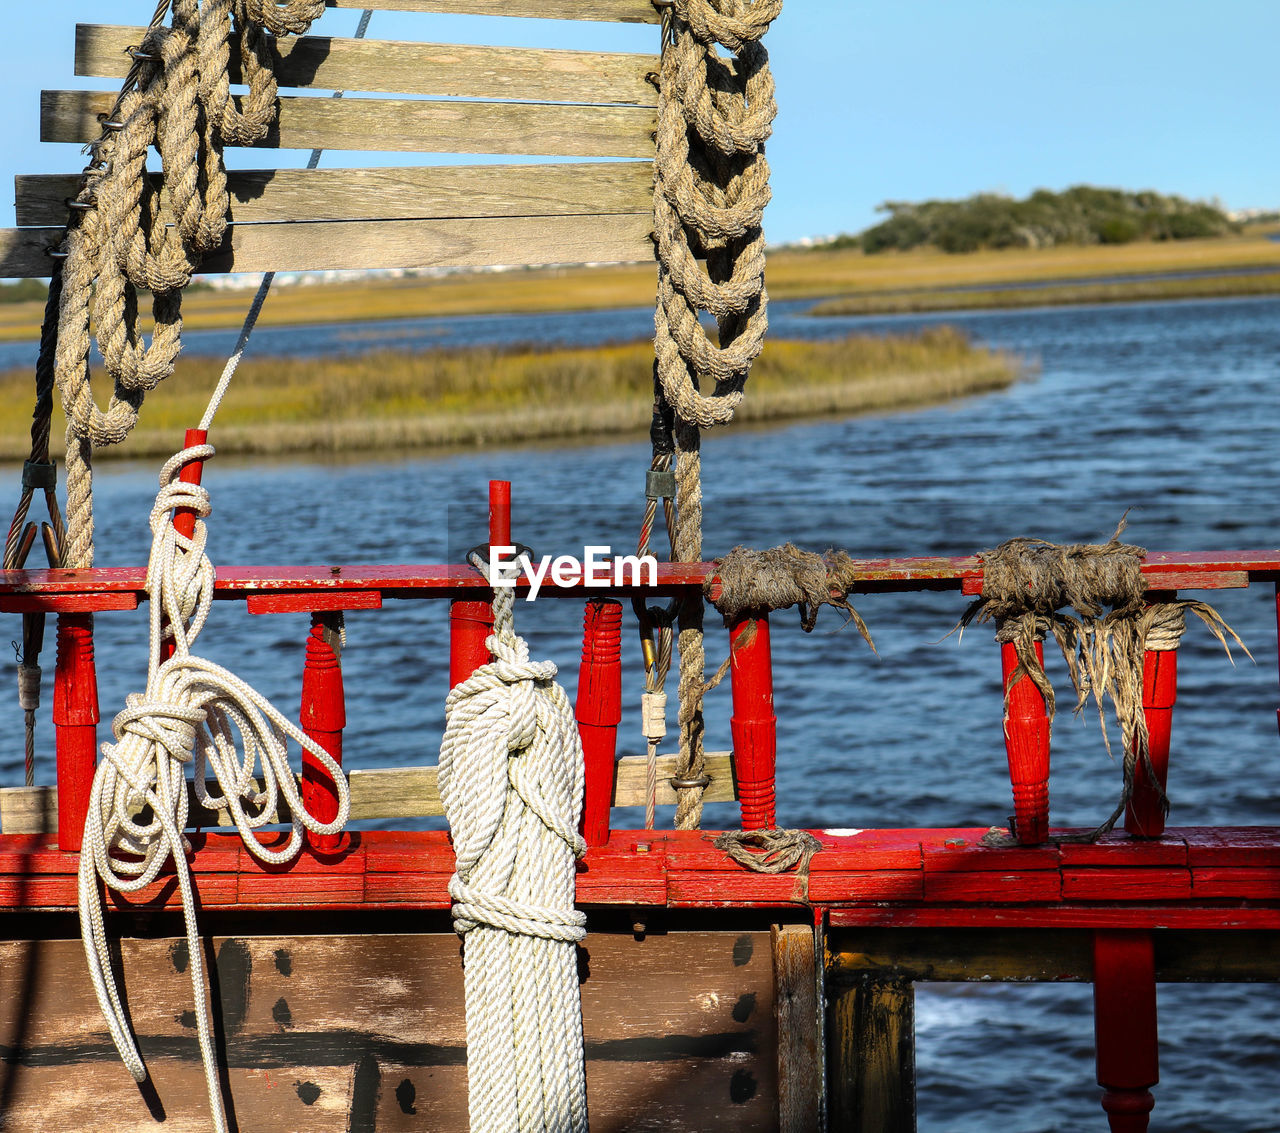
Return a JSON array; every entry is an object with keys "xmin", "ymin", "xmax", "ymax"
[
  {"xmin": 2, "ymin": 231, "xmax": 1278, "ymax": 341},
  {"xmin": 0, "ymin": 329, "xmax": 1022, "ymax": 459},
  {"xmin": 809, "ymin": 270, "xmax": 1280, "ymax": 316}
]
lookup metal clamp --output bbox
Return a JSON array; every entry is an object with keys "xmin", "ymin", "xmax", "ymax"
[
  {"xmin": 21, "ymin": 461, "xmax": 56, "ymax": 491},
  {"xmin": 645, "ymin": 469, "xmax": 676, "ymax": 500},
  {"xmin": 669, "ymin": 773, "xmax": 712, "ymax": 790}
]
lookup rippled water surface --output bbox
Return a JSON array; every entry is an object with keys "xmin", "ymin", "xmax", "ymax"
[{"xmin": 3, "ymin": 295, "xmax": 1279, "ymax": 1131}]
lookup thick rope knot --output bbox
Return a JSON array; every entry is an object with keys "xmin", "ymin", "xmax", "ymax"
[
  {"xmin": 709, "ymin": 543, "xmax": 876, "ymax": 645},
  {"xmin": 109, "ymin": 693, "xmax": 205, "ymax": 766},
  {"xmin": 960, "ymin": 520, "xmax": 1245, "ymax": 839},
  {"xmin": 713, "ymin": 828, "xmax": 822, "ymax": 874},
  {"xmin": 438, "ymin": 583, "xmax": 589, "ymax": 1133}
]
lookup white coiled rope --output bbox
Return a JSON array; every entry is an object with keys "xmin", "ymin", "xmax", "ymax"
[
  {"xmin": 78, "ymin": 444, "xmax": 350, "ymax": 1133},
  {"xmin": 439, "ymin": 563, "xmax": 589, "ymax": 1133}
]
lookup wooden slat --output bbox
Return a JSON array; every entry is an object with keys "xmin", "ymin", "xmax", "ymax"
[
  {"xmin": 16, "ymin": 163, "xmax": 653, "ymax": 226},
  {"xmin": 0, "ymin": 227, "xmax": 60, "ymax": 279},
  {"xmin": 773, "ymin": 924, "xmax": 823, "ymax": 1133},
  {"xmin": 0, "ymin": 214, "xmax": 652, "ymax": 278},
  {"xmin": 200, "ymin": 214, "xmax": 652, "ymax": 273},
  {"xmin": 42, "ymin": 90, "xmax": 657, "ymax": 157},
  {"xmin": 0, "ymin": 752, "xmax": 735, "ymax": 833},
  {"xmin": 324, "ymin": 0, "xmax": 660, "ymax": 21},
  {"xmin": 77, "ymin": 26, "xmax": 659, "ymax": 106}
]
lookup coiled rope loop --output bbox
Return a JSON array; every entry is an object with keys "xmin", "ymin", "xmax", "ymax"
[
  {"xmin": 439, "ymin": 566, "xmax": 588, "ymax": 1133},
  {"xmin": 78, "ymin": 444, "xmax": 350, "ymax": 1133}
]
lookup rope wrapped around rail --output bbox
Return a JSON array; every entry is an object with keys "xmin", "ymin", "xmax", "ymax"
[
  {"xmin": 961, "ymin": 521, "xmax": 1244, "ymax": 840},
  {"xmin": 439, "ymin": 562, "xmax": 589, "ymax": 1133}
]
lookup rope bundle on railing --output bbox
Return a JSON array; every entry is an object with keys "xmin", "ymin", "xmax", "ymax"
[
  {"xmin": 962, "ymin": 522, "xmax": 1244, "ymax": 837},
  {"xmin": 52, "ymin": 0, "xmax": 323, "ymax": 569},
  {"xmin": 439, "ymin": 569, "xmax": 589, "ymax": 1133},
  {"xmin": 652, "ymin": 0, "xmax": 781, "ymax": 830},
  {"xmin": 78, "ymin": 444, "xmax": 350, "ymax": 1133}
]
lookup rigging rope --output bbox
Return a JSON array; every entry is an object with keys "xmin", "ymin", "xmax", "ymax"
[
  {"xmin": 439, "ymin": 559, "xmax": 589, "ymax": 1133},
  {"xmin": 651, "ymin": 0, "xmax": 780, "ymax": 828}
]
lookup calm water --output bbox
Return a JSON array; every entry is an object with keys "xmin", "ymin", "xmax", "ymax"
[{"xmin": 3, "ymin": 295, "xmax": 1279, "ymax": 1131}]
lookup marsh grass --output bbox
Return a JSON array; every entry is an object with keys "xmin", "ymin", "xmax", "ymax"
[
  {"xmin": 809, "ymin": 270, "xmax": 1280, "ymax": 317},
  {"xmin": 0, "ymin": 329, "xmax": 1022, "ymax": 459}
]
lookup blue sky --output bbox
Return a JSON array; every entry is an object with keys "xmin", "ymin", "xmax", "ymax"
[{"xmin": 2, "ymin": 1, "xmax": 1278, "ymax": 247}]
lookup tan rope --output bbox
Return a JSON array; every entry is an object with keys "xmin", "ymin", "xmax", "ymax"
[
  {"xmin": 713, "ymin": 828, "xmax": 822, "ymax": 874},
  {"xmin": 50, "ymin": 0, "xmax": 324, "ymax": 567},
  {"xmin": 962, "ymin": 522, "xmax": 1246, "ymax": 838},
  {"xmin": 654, "ymin": 0, "xmax": 780, "ymax": 828}
]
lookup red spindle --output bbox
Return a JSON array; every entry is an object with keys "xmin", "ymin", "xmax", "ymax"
[
  {"xmin": 449, "ymin": 481, "xmax": 512, "ymax": 689},
  {"xmin": 577, "ymin": 599, "xmax": 623, "ymax": 846},
  {"xmin": 1125, "ymin": 649, "xmax": 1177, "ymax": 838},
  {"xmin": 300, "ymin": 612, "xmax": 345, "ymax": 852},
  {"xmin": 1002, "ymin": 640, "xmax": 1051, "ymax": 845},
  {"xmin": 163, "ymin": 428, "xmax": 209, "ymax": 664},
  {"xmin": 729, "ymin": 612, "xmax": 777, "ymax": 830},
  {"xmin": 1275, "ymin": 582, "xmax": 1280, "ymax": 737},
  {"xmin": 489, "ymin": 480, "xmax": 511, "ymax": 548},
  {"xmin": 53, "ymin": 612, "xmax": 99, "ymax": 852},
  {"xmin": 1093, "ymin": 930, "xmax": 1158, "ymax": 1133}
]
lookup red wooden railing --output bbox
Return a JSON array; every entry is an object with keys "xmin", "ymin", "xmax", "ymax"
[{"xmin": 3, "ymin": 479, "xmax": 1280, "ymax": 1131}]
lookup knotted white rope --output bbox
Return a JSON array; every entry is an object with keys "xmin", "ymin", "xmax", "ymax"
[
  {"xmin": 439, "ymin": 564, "xmax": 589, "ymax": 1133},
  {"xmin": 77, "ymin": 444, "xmax": 350, "ymax": 1133}
]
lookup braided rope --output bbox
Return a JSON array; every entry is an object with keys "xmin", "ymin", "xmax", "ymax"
[
  {"xmin": 439, "ymin": 565, "xmax": 588, "ymax": 1133},
  {"xmin": 653, "ymin": 0, "xmax": 779, "ymax": 827},
  {"xmin": 51, "ymin": 0, "xmax": 324, "ymax": 567},
  {"xmin": 78, "ymin": 445, "xmax": 350, "ymax": 1133}
]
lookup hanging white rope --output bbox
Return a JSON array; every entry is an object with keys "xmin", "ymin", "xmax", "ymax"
[
  {"xmin": 77, "ymin": 443, "xmax": 351, "ymax": 1133},
  {"xmin": 439, "ymin": 562, "xmax": 589, "ymax": 1133}
]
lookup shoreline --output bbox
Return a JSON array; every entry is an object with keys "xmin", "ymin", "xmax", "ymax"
[
  {"xmin": 0, "ymin": 336, "xmax": 1024, "ymax": 461},
  {"xmin": 2, "ymin": 234, "xmax": 1279, "ymax": 341}
]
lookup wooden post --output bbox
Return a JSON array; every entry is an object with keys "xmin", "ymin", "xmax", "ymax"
[
  {"xmin": 827, "ymin": 974, "xmax": 916, "ymax": 1133},
  {"xmin": 1002, "ymin": 639, "xmax": 1051, "ymax": 844},
  {"xmin": 52, "ymin": 612, "xmax": 98, "ymax": 853},
  {"xmin": 773, "ymin": 923, "xmax": 822, "ymax": 1132},
  {"xmin": 577, "ymin": 598, "xmax": 623, "ymax": 846},
  {"xmin": 300, "ymin": 611, "xmax": 345, "ymax": 853},
  {"xmin": 1093, "ymin": 930, "xmax": 1158, "ymax": 1132},
  {"xmin": 729, "ymin": 612, "xmax": 777, "ymax": 830},
  {"xmin": 1125, "ymin": 653, "xmax": 1177, "ymax": 838},
  {"xmin": 448, "ymin": 481, "xmax": 510, "ymax": 689}
]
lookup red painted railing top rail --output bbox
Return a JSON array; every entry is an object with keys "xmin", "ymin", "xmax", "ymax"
[{"xmin": 0, "ymin": 549, "xmax": 1274, "ymax": 610}]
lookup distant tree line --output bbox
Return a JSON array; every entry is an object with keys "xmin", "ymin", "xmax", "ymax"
[{"xmin": 853, "ymin": 186, "xmax": 1238, "ymax": 254}]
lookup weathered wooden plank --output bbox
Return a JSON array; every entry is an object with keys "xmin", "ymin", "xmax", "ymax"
[
  {"xmin": 0, "ymin": 751, "xmax": 732, "ymax": 834},
  {"xmin": 773, "ymin": 924, "xmax": 822, "ymax": 1133},
  {"xmin": 196, "ymin": 214, "xmax": 652, "ymax": 273},
  {"xmin": 0, "ymin": 227, "xmax": 60, "ymax": 279},
  {"xmin": 0, "ymin": 930, "xmax": 776, "ymax": 1130},
  {"xmin": 16, "ymin": 163, "xmax": 653, "ymax": 227},
  {"xmin": 324, "ymin": 0, "xmax": 660, "ymax": 22},
  {"xmin": 42, "ymin": 90, "xmax": 657, "ymax": 157},
  {"xmin": 827, "ymin": 976, "xmax": 915, "ymax": 1133},
  {"xmin": 77, "ymin": 26, "xmax": 659, "ymax": 106}
]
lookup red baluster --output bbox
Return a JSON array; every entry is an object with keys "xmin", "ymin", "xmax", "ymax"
[
  {"xmin": 163, "ymin": 428, "xmax": 209, "ymax": 664},
  {"xmin": 1002, "ymin": 639, "xmax": 1050, "ymax": 845},
  {"xmin": 301, "ymin": 612, "xmax": 345, "ymax": 852},
  {"xmin": 53, "ymin": 612, "xmax": 98, "ymax": 852},
  {"xmin": 448, "ymin": 481, "xmax": 511, "ymax": 689},
  {"xmin": 729, "ymin": 612, "xmax": 777, "ymax": 830},
  {"xmin": 1094, "ymin": 930, "xmax": 1158, "ymax": 1132},
  {"xmin": 577, "ymin": 599, "xmax": 623, "ymax": 846},
  {"xmin": 1125, "ymin": 650, "xmax": 1177, "ymax": 838}
]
